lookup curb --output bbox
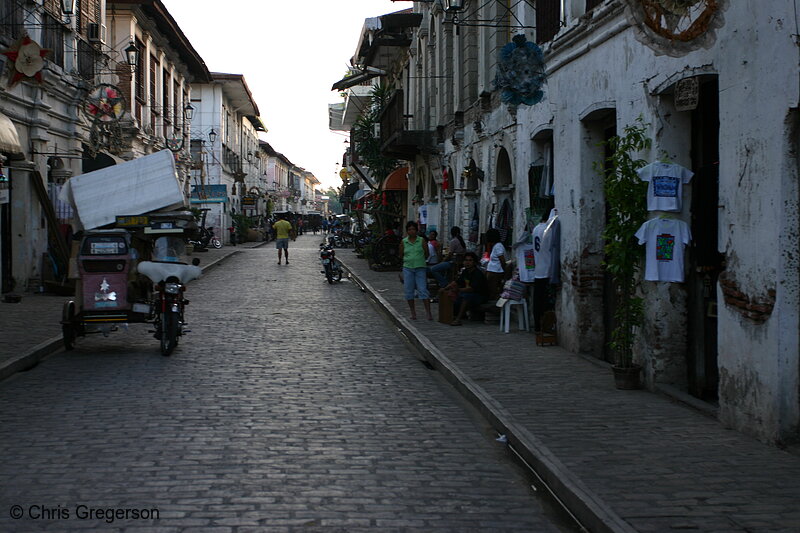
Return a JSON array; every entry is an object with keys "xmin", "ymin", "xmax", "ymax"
[
  {"xmin": 0, "ymin": 245, "xmax": 257, "ymax": 383},
  {"xmin": 341, "ymin": 258, "xmax": 636, "ymax": 533}
]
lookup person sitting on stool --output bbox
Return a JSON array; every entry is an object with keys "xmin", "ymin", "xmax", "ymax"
[{"xmin": 447, "ymin": 252, "xmax": 487, "ymax": 326}]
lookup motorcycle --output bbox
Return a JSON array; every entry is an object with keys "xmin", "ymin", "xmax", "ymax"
[
  {"xmin": 61, "ymin": 215, "xmax": 201, "ymax": 357},
  {"xmin": 319, "ymin": 243, "xmax": 342, "ymax": 284},
  {"xmin": 188, "ymin": 226, "xmax": 222, "ymax": 251},
  {"xmin": 138, "ymin": 256, "xmax": 201, "ymax": 356}
]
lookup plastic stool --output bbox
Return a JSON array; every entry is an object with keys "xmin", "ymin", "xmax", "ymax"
[{"xmin": 499, "ymin": 299, "xmax": 529, "ymax": 333}]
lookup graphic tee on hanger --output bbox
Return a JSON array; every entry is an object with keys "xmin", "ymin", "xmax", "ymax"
[
  {"xmin": 637, "ymin": 161, "xmax": 693, "ymax": 212},
  {"xmin": 516, "ymin": 244, "xmax": 536, "ymax": 282},
  {"xmin": 635, "ymin": 217, "xmax": 692, "ymax": 282},
  {"xmin": 532, "ymin": 222, "xmax": 551, "ymax": 279}
]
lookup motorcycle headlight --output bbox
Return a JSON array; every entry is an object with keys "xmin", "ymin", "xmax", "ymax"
[{"xmin": 164, "ymin": 282, "xmax": 181, "ymax": 294}]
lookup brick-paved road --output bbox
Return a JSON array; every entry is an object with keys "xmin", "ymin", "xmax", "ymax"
[{"xmin": 0, "ymin": 235, "xmax": 569, "ymax": 532}]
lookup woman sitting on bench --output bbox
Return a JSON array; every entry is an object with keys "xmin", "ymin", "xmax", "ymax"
[{"xmin": 429, "ymin": 226, "xmax": 466, "ymax": 288}]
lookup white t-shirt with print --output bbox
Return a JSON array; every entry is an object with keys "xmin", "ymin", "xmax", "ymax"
[
  {"xmin": 487, "ymin": 242, "xmax": 506, "ymax": 273},
  {"xmin": 635, "ymin": 218, "xmax": 692, "ymax": 282},
  {"xmin": 516, "ymin": 244, "xmax": 537, "ymax": 282},
  {"xmin": 532, "ymin": 222, "xmax": 551, "ymax": 279},
  {"xmin": 638, "ymin": 161, "xmax": 693, "ymax": 212}
]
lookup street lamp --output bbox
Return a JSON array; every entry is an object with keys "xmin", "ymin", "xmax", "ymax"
[
  {"xmin": 208, "ymin": 129, "xmax": 217, "ymax": 144},
  {"xmin": 184, "ymin": 102, "xmax": 194, "ymax": 122},
  {"xmin": 124, "ymin": 41, "xmax": 138, "ymax": 67},
  {"xmin": 61, "ymin": 0, "xmax": 76, "ymax": 17},
  {"xmin": 444, "ymin": 0, "xmax": 464, "ymax": 10}
]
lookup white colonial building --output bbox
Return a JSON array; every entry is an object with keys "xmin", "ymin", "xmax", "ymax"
[{"xmin": 339, "ymin": 0, "xmax": 800, "ymax": 444}]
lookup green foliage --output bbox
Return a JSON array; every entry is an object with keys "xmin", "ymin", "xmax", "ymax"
[
  {"xmin": 595, "ymin": 117, "xmax": 651, "ymax": 368},
  {"xmin": 322, "ymin": 187, "xmax": 342, "ymax": 214},
  {"xmin": 352, "ymin": 84, "xmax": 398, "ymax": 185},
  {"xmin": 231, "ymin": 213, "xmax": 252, "ymax": 240}
]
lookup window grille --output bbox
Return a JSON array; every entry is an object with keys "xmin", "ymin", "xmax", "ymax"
[
  {"xmin": 535, "ymin": 0, "xmax": 561, "ymax": 44},
  {"xmin": 77, "ymin": 38, "xmax": 95, "ymax": 80},
  {"xmin": 149, "ymin": 55, "xmax": 158, "ymax": 129},
  {"xmin": 41, "ymin": 13, "xmax": 64, "ymax": 68},
  {"xmin": 0, "ymin": 1, "xmax": 24, "ymax": 41}
]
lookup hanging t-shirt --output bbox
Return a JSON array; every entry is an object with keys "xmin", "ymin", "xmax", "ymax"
[
  {"xmin": 516, "ymin": 244, "xmax": 536, "ymax": 282},
  {"xmin": 635, "ymin": 217, "xmax": 692, "ymax": 282},
  {"xmin": 637, "ymin": 161, "xmax": 693, "ymax": 212},
  {"xmin": 532, "ymin": 222, "xmax": 551, "ymax": 279}
]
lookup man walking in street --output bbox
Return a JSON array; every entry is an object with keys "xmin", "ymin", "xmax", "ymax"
[{"xmin": 273, "ymin": 213, "xmax": 293, "ymax": 265}]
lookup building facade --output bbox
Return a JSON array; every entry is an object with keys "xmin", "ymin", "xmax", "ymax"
[
  {"xmin": 338, "ymin": 0, "xmax": 800, "ymax": 444},
  {"xmin": 189, "ymin": 73, "xmax": 265, "ymax": 242}
]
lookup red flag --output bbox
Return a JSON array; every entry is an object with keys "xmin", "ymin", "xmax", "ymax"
[{"xmin": 442, "ymin": 168, "xmax": 449, "ymax": 191}]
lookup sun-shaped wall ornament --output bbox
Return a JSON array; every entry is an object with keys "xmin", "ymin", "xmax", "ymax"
[
  {"xmin": 1, "ymin": 34, "xmax": 50, "ymax": 87},
  {"xmin": 166, "ymin": 133, "xmax": 184, "ymax": 152},
  {"xmin": 84, "ymin": 83, "xmax": 126, "ymax": 123},
  {"xmin": 624, "ymin": 0, "xmax": 728, "ymax": 57}
]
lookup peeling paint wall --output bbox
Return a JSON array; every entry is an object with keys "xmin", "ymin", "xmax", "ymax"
[{"xmin": 410, "ymin": 0, "xmax": 800, "ymax": 442}]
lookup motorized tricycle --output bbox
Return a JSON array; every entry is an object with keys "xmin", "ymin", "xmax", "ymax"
[{"xmin": 61, "ymin": 212, "xmax": 202, "ymax": 356}]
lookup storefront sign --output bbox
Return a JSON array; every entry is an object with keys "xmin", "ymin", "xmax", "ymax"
[
  {"xmin": 674, "ymin": 77, "xmax": 699, "ymax": 111},
  {"xmin": 190, "ymin": 184, "xmax": 228, "ymax": 203},
  {"xmin": 241, "ymin": 195, "xmax": 257, "ymax": 207}
]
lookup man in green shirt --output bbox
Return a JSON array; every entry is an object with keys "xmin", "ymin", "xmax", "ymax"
[{"xmin": 272, "ymin": 213, "xmax": 293, "ymax": 265}]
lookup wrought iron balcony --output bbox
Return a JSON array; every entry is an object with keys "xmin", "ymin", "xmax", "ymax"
[{"xmin": 378, "ymin": 90, "xmax": 436, "ymax": 159}]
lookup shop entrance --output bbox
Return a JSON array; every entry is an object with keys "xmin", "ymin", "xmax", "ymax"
[{"xmin": 687, "ymin": 77, "xmax": 722, "ymax": 402}]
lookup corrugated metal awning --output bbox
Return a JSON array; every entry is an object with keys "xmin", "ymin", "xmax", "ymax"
[{"xmin": 0, "ymin": 111, "xmax": 23, "ymax": 159}]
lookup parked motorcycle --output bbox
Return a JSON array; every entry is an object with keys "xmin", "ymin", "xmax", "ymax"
[
  {"xmin": 138, "ymin": 238, "xmax": 202, "ymax": 356},
  {"xmin": 188, "ymin": 226, "xmax": 222, "ymax": 251},
  {"xmin": 319, "ymin": 243, "xmax": 342, "ymax": 284}
]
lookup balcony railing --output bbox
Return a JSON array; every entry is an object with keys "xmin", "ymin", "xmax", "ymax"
[{"xmin": 378, "ymin": 90, "xmax": 436, "ymax": 159}]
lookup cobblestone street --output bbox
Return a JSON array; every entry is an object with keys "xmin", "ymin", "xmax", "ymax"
[{"xmin": 0, "ymin": 235, "xmax": 568, "ymax": 532}]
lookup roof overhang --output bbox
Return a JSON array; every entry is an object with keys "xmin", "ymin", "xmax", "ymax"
[
  {"xmin": 352, "ymin": 9, "xmax": 421, "ymax": 69},
  {"xmin": 108, "ymin": 0, "xmax": 212, "ymax": 82},
  {"xmin": 212, "ymin": 72, "xmax": 261, "ymax": 120},
  {"xmin": 331, "ymin": 66, "xmax": 386, "ymax": 91}
]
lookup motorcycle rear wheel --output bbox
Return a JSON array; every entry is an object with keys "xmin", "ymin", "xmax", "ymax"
[
  {"xmin": 211, "ymin": 238, "xmax": 222, "ymax": 249},
  {"xmin": 324, "ymin": 264, "xmax": 333, "ymax": 284},
  {"xmin": 160, "ymin": 312, "xmax": 179, "ymax": 356}
]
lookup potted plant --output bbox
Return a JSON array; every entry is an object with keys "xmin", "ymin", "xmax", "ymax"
[{"xmin": 596, "ymin": 118, "xmax": 651, "ymax": 389}]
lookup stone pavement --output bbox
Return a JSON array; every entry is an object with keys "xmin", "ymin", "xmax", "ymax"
[
  {"xmin": 0, "ymin": 241, "xmax": 264, "ymax": 381},
  {"xmin": 1, "ymin": 235, "xmax": 569, "ymax": 532},
  {"xmin": 339, "ymin": 252, "xmax": 800, "ymax": 533}
]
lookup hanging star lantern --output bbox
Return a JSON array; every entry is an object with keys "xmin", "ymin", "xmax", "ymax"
[
  {"xmin": 1, "ymin": 35, "xmax": 50, "ymax": 88},
  {"xmin": 493, "ymin": 34, "xmax": 546, "ymax": 107}
]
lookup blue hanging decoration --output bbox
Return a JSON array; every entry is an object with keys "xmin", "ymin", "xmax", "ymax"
[{"xmin": 493, "ymin": 34, "xmax": 546, "ymax": 107}]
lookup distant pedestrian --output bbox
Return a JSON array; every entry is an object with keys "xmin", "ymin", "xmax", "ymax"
[
  {"xmin": 322, "ymin": 218, "xmax": 329, "ymax": 234},
  {"xmin": 273, "ymin": 213, "xmax": 293, "ymax": 265},
  {"xmin": 398, "ymin": 221, "xmax": 432, "ymax": 321}
]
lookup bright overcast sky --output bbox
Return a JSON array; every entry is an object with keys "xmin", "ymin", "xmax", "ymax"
[{"xmin": 160, "ymin": 0, "xmax": 406, "ymax": 190}]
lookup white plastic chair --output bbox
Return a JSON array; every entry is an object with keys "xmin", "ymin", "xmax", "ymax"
[{"xmin": 499, "ymin": 298, "xmax": 529, "ymax": 333}]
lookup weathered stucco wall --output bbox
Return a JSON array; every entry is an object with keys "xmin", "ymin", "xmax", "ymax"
[{"xmin": 422, "ymin": 0, "xmax": 800, "ymax": 442}]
